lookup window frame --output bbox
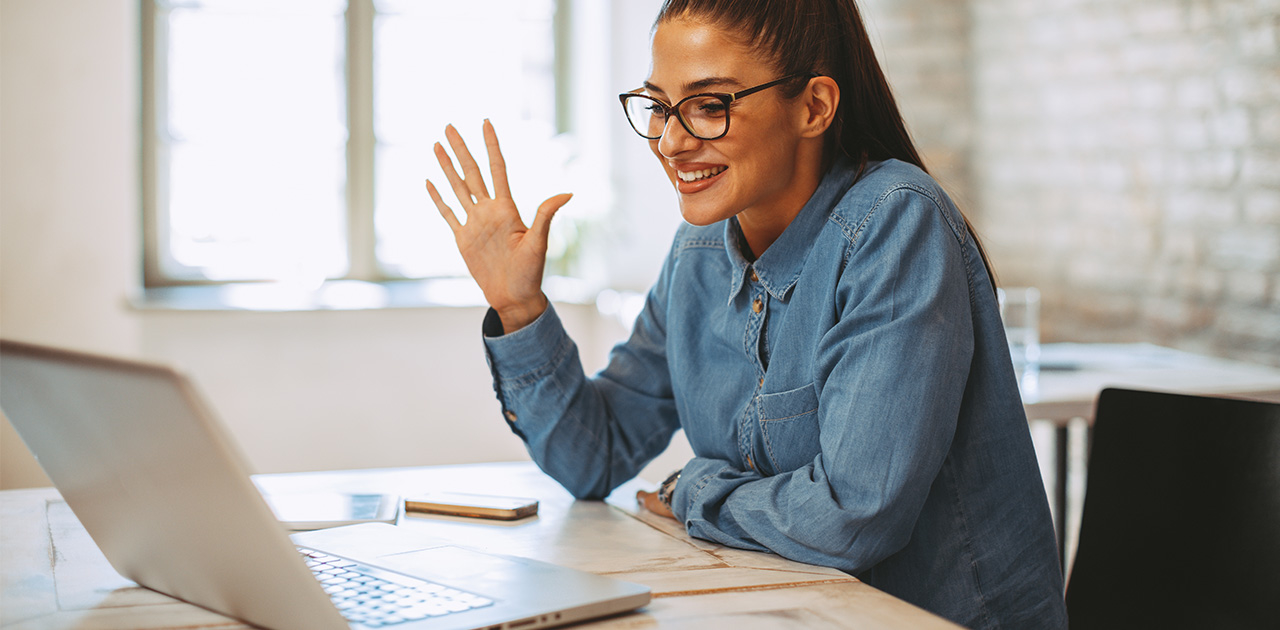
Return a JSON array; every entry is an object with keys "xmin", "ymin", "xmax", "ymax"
[{"xmin": 140, "ymin": 0, "xmax": 571, "ymax": 289}]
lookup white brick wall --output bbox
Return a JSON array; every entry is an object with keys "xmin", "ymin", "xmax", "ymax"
[
  {"xmin": 863, "ymin": 0, "xmax": 1280, "ymax": 366},
  {"xmin": 862, "ymin": 0, "xmax": 973, "ymax": 204}
]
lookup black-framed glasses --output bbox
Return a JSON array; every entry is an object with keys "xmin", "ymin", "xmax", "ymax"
[{"xmin": 618, "ymin": 73, "xmax": 814, "ymax": 141}]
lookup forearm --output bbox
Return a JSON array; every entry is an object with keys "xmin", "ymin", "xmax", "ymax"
[
  {"xmin": 483, "ymin": 305, "xmax": 679, "ymax": 499},
  {"xmin": 672, "ymin": 455, "xmax": 931, "ymax": 571}
]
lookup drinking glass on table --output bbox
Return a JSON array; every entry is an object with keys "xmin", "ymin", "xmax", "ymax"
[{"xmin": 998, "ymin": 286, "xmax": 1040, "ymax": 397}]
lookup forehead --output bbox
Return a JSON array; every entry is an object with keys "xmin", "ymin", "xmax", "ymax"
[{"xmin": 648, "ymin": 18, "xmax": 767, "ymax": 95}]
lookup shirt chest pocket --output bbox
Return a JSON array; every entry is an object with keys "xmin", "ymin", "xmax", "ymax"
[{"xmin": 758, "ymin": 383, "xmax": 821, "ymax": 474}]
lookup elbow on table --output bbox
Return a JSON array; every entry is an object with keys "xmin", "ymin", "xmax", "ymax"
[
  {"xmin": 566, "ymin": 484, "xmax": 610, "ymax": 501},
  {"xmin": 539, "ymin": 463, "xmax": 614, "ymax": 501},
  {"xmin": 761, "ymin": 507, "xmax": 917, "ymax": 574}
]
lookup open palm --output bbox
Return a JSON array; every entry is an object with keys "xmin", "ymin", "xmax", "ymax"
[{"xmin": 425, "ymin": 121, "xmax": 572, "ymax": 332}]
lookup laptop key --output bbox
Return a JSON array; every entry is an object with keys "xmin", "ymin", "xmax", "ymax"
[{"xmin": 298, "ymin": 546, "xmax": 494, "ymax": 627}]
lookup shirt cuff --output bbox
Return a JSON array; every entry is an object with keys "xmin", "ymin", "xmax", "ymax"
[
  {"xmin": 481, "ymin": 303, "xmax": 567, "ymax": 380},
  {"xmin": 670, "ymin": 456, "xmax": 713, "ymax": 524}
]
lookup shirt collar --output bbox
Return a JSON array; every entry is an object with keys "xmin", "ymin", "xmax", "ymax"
[{"xmin": 724, "ymin": 157, "xmax": 859, "ymax": 305}]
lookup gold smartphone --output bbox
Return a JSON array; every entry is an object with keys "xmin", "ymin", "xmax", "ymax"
[{"xmin": 404, "ymin": 492, "xmax": 538, "ymax": 521}]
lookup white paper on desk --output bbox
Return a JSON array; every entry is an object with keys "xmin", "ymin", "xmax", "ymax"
[{"xmin": 262, "ymin": 492, "xmax": 399, "ymax": 531}]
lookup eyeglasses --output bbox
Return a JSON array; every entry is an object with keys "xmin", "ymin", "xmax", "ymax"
[{"xmin": 618, "ymin": 74, "xmax": 814, "ymax": 141}]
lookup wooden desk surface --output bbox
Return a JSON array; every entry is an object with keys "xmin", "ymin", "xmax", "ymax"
[{"xmin": 0, "ymin": 462, "xmax": 959, "ymax": 629}]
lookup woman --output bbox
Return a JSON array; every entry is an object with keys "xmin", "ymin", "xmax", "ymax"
[{"xmin": 425, "ymin": 1, "xmax": 1067, "ymax": 627}]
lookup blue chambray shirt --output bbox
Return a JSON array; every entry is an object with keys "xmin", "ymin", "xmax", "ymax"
[{"xmin": 481, "ymin": 158, "xmax": 1067, "ymax": 629}]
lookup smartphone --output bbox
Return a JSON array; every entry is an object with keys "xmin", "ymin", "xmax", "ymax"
[
  {"xmin": 262, "ymin": 492, "xmax": 401, "ymax": 531},
  {"xmin": 404, "ymin": 492, "xmax": 538, "ymax": 521}
]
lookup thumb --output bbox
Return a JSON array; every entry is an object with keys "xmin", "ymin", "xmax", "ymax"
[{"xmin": 530, "ymin": 192, "xmax": 572, "ymax": 243}]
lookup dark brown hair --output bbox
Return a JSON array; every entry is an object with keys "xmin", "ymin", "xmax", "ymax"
[{"xmin": 655, "ymin": 0, "xmax": 998, "ymax": 289}]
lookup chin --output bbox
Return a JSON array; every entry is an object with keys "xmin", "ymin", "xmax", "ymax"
[
  {"xmin": 677, "ymin": 201, "xmax": 732, "ymax": 226},
  {"xmin": 671, "ymin": 182, "xmax": 737, "ymax": 227}
]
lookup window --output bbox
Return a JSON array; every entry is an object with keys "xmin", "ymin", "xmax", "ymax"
[{"xmin": 142, "ymin": 0, "xmax": 579, "ymax": 290}]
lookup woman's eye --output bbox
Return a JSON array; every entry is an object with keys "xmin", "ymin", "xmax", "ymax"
[{"xmin": 696, "ymin": 101, "xmax": 727, "ymax": 116}]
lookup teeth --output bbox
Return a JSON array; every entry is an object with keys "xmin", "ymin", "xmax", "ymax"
[{"xmin": 677, "ymin": 166, "xmax": 727, "ymax": 182}]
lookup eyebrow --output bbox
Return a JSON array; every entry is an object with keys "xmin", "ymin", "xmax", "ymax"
[{"xmin": 643, "ymin": 76, "xmax": 745, "ymax": 96}]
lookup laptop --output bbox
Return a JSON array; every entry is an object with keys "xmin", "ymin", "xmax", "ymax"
[{"xmin": 0, "ymin": 338, "xmax": 651, "ymax": 630}]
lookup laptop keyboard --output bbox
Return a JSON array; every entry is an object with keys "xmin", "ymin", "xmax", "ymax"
[{"xmin": 299, "ymin": 548, "xmax": 494, "ymax": 628}]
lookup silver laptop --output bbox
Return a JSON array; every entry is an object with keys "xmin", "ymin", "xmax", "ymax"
[{"xmin": 0, "ymin": 339, "xmax": 650, "ymax": 630}]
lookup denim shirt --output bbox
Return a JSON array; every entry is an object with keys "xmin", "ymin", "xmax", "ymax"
[{"xmin": 481, "ymin": 159, "xmax": 1067, "ymax": 629}]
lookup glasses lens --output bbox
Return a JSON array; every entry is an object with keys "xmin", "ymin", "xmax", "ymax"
[
  {"xmin": 623, "ymin": 95, "xmax": 667, "ymax": 139},
  {"xmin": 677, "ymin": 95, "xmax": 729, "ymax": 140}
]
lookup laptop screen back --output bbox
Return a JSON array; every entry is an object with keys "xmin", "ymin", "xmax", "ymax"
[{"xmin": 0, "ymin": 339, "xmax": 347, "ymax": 630}]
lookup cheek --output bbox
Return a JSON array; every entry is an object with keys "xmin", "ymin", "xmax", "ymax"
[{"xmin": 740, "ymin": 134, "xmax": 799, "ymax": 176}]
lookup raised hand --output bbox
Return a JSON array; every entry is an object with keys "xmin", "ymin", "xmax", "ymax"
[{"xmin": 425, "ymin": 120, "xmax": 572, "ymax": 333}]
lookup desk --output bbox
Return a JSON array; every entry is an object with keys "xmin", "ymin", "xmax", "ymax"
[
  {"xmin": 0, "ymin": 462, "xmax": 959, "ymax": 630},
  {"xmin": 1023, "ymin": 343, "xmax": 1280, "ymax": 567}
]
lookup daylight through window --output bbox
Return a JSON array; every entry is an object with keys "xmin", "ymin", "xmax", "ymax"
[{"xmin": 143, "ymin": 0, "xmax": 566, "ymax": 287}]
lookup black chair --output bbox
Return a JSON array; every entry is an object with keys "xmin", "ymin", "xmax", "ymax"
[{"xmin": 1065, "ymin": 388, "xmax": 1280, "ymax": 629}]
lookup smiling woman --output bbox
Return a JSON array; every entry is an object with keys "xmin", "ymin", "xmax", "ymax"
[
  {"xmin": 425, "ymin": 1, "xmax": 1068, "ymax": 628},
  {"xmin": 631, "ymin": 20, "xmax": 834, "ymax": 251}
]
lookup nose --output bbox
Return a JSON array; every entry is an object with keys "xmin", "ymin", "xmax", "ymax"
[{"xmin": 657, "ymin": 114, "xmax": 701, "ymax": 158}]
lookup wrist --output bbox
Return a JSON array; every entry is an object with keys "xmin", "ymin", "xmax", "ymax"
[
  {"xmin": 658, "ymin": 469, "xmax": 682, "ymax": 509},
  {"xmin": 494, "ymin": 295, "xmax": 549, "ymax": 334}
]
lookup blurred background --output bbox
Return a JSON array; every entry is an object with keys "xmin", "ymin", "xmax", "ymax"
[{"xmin": 3, "ymin": 0, "xmax": 1278, "ymax": 489}]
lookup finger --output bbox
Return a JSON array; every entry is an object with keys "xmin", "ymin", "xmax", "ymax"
[
  {"xmin": 433, "ymin": 141, "xmax": 475, "ymax": 209},
  {"xmin": 425, "ymin": 179, "xmax": 462, "ymax": 233},
  {"xmin": 483, "ymin": 119, "xmax": 513, "ymax": 200},
  {"xmin": 642, "ymin": 491, "xmax": 672, "ymax": 517},
  {"xmin": 444, "ymin": 124, "xmax": 490, "ymax": 201},
  {"xmin": 530, "ymin": 193, "xmax": 573, "ymax": 244},
  {"xmin": 636, "ymin": 490, "xmax": 655, "ymax": 511}
]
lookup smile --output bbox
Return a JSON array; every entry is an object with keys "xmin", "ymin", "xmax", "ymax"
[{"xmin": 677, "ymin": 166, "xmax": 727, "ymax": 182}]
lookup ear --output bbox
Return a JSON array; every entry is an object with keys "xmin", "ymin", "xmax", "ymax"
[{"xmin": 797, "ymin": 76, "xmax": 840, "ymax": 139}]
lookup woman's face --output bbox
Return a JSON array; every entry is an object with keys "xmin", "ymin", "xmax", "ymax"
[{"xmin": 645, "ymin": 18, "xmax": 814, "ymax": 228}]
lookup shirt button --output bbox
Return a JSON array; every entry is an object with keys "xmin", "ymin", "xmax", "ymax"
[
  {"xmin": 504, "ymin": 410, "xmax": 517, "ymax": 423},
  {"xmin": 752, "ymin": 298, "xmax": 763, "ymax": 313},
  {"xmin": 749, "ymin": 269, "xmax": 759, "ymax": 283}
]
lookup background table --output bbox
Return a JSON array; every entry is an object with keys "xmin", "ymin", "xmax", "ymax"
[
  {"xmin": 1024, "ymin": 343, "xmax": 1280, "ymax": 569},
  {"xmin": 1, "ymin": 462, "xmax": 959, "ymax": 629},
  {"xmin": 1025, "ymin": 343, "xmax": 1280, "ymax": 421}
]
